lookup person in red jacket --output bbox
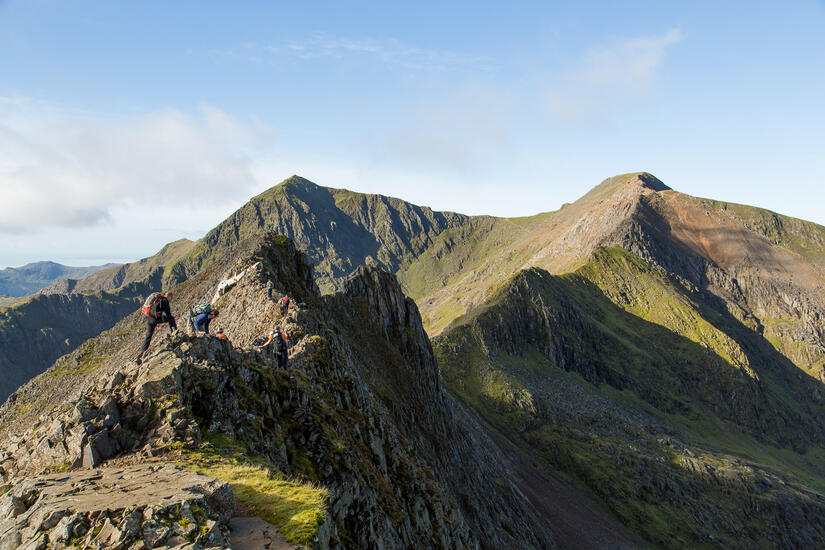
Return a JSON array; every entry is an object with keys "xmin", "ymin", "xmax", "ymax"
[{"xmin": 137, "ymin": 292, "xmax": 177, "ymax": 364}]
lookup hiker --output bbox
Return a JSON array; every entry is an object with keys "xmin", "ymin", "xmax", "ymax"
[
  {"xmin": 215, "ymin": 327, "xmax": 230, "ymax": 355},
  {"xmin": 259, "ymin": 326, "xmax": 289, "ymax": 369},
  {"xmin": 137, "ymin": 292, "xmax": 177, "ymax": 364},
  {"xmin": 193, "ymin": 309, "xmax": 219, "ymax": 335},
  {"xmin": 280, "ymin": 295, "xmax": 290, "ymax": 316},
  {"xmin": 267, "ymin": 279, "xmax": 274, "ymax": 299}
]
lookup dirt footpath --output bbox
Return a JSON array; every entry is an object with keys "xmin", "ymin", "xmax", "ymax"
[{"xmin": 229, "ymin": 503, "xmax": 303, "ymax": 550}]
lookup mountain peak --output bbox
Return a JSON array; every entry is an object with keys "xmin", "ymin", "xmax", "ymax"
[
  {"xmin": 632, "ymin": 171, "xmax": 670, "ymax": 191},
  {"xmin": 605, "ymin": 171, "xmax": 671, "ymax": 194},
  {"xmin": 250, "ymin": 175, "xmax": 325, "ymax": 203},
  {"xmin": 574, "ymin": 172, "xmax": 671, "ymax": 212},
  {"xmin": 276, "ymin": 174, "xmax": 320, "ymax": 191}
]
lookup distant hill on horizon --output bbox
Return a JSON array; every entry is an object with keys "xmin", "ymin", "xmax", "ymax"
[{"xmin": 0, "ymin": 260, "xmax": 120, "ymax": 297}]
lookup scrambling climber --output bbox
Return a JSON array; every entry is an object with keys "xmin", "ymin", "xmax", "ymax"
[
  {"xmin": 215, "ymin": 328, "xmax": 230, "ymax": 355},
  {"xmin": 274, "ymin": 326, "xmax": 289, "ymax": 369},
  {"xmin": 259, "ymin": 326, "xmax": 289, "ymax": 369},
  {"xmin": 193, "ymin": 309, "xmax": 219, "ymax": 335},
  {"xmin": 258, "ymin": 328, "xmax": 275, "ymax": 351},
  {"xmin": 280, "ymin": 295, "xmax": 290, "ymax": 316},
  {"xmin": 137, "ymin": 292, "xmax": 177, "ymax": 364},
  {"xmin": 267, "ymin": 279, "xmax": 274, "ymax": 299}
]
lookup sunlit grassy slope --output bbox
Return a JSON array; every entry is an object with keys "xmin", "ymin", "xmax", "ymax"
[
  {"xmin": 180, "ymin": 432, "xmax": 327, "ymax": 545},
  {"xmin": 435, "ymin": 246, "xmax": 825, "ymax": 548}
]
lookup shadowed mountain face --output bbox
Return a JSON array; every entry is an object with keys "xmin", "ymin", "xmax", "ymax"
[
  {"xmin": 3, "ymin": 172, "xmax": 825, "ymax": 547},
  {"xmin": 195, "ymin": 176, "xmax": 470, "ymax": 293},
  {"xmin": 0, "ymin": 292, "xmax": 141, "ymax": 402},
  {"xmin": 0, "ymin": 261, "xmax": 119, "ymax": 297},
  {"xmin": 0, "ymin": 239, "xmax": 198, "ymax": 403}
]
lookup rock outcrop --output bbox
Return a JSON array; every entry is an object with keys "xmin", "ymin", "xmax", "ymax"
[{"xmin": 0, "ymin": 465, "xmax": 234, "ymax": 549}]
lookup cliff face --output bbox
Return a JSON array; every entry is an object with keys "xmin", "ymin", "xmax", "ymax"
[
  {"xmin": 604, "ymin": 187, "xmax": 825, "ymax": 383},
  {"xmin": 0, "ymin": 292, "xmax": 140, "ymax": 402},
  {"xmin": 4, "ymin": 234, "xmax": 634, "ymax": 549}
]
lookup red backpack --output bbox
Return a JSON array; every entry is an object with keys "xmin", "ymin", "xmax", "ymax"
[{"xmin": 142, "ymin": 292, "xmax": 167, "ymax": 318}]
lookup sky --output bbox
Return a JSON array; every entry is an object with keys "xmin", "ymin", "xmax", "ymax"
[{"xmin": 1, "ymin": 0, "xmax": 824, "ymax": 268}]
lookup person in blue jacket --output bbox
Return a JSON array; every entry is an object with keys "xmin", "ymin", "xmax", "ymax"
[{"xmin": 193, "ymin": 309, "xmax": 219, "ymax": 335}]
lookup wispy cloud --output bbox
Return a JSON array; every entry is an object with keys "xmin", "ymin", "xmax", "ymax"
[
  {"xmin": 0, "ymin": 95, "xmax": 29, "ymax": 106},
  {"xmin": 378, "ymin": 82, "xmax": 514, "ymax": 175},
  {"xmin": 546, "ymin": 28, "xmax": 684, "ymax": 123},
  {"xmin": 214, "ymin": 32, "xmax": 493, "ymax": 75},
  {"xmin": 0, "ymin": 101, "xmax": 272, "ymax": 233}
]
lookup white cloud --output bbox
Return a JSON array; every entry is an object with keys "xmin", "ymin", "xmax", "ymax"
[
  {"xmin": 0, "ymin": 101, "xmax": 272, "ymax": 233},
  {"xmin": 576, "ymin": 28, "xmax": 683, "ymax": 90},
  {"xmin": 546, "ymin": 28, "xmax": 683, "ymax": 123},
  {"xmin": 0, "ymin": 95, "xmax": 29, "ymax": 106}
]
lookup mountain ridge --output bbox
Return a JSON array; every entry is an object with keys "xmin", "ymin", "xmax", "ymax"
[
  {"xmin": 5, "ymin": 170, "xmax": 825, "ymax": 417},
  {"xmin": 4, "ymin": 172, "xmax": 825, "ymax": 547},
  {"xmin": 0, "ymin": 261, "xmax": 119, "ymax": 297},
  {"xmin": 0, "ymin": 233, "xmax": 642, "ymax": 549}
]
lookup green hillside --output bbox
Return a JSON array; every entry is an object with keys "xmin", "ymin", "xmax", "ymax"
[{"xmin": 435, "ymin": 246, "xmax": 825, "ymax": 548}]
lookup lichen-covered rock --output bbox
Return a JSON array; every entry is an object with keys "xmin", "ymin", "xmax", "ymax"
[{"xmin": 0, "ymin": 465, "xmax": 232, "ymax": 549}]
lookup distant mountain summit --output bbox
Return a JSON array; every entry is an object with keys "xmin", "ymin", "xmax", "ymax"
[
  {"xmin": 0, "ymin": 261, "xmax": 119, "ymax": 296},
  {"xmin": 200, "ymin": 175, "xmax": 469, "ymax": 293}
]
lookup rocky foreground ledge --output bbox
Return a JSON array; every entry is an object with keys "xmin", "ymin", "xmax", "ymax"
[{"xmin": 0, "ymin": 464, "xmax": 233, "ymax": 549}]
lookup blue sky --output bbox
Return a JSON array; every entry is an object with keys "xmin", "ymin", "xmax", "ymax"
[{"xmin": 1, "ymin": 1, "xmax": 823, "ymax": 267}]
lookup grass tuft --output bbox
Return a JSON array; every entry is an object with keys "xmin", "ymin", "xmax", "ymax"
[{"xmin": 180, "ymin": 432, "xmax": 327, "ymax": 544}]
